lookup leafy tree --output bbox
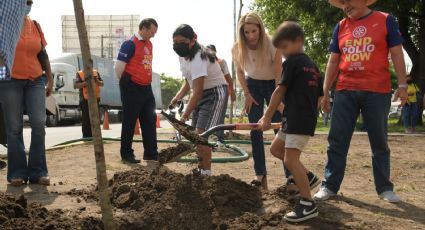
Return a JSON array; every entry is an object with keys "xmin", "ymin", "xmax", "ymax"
[
  {"xmin": 253, "ymin": 0, "xmax": 424, "ymax": 85},
  {"xmin": 253, "ymin": 0, "xmax": 343, "ymax": 70},
  {"xmin": 254, "ymin": 0, "xmax": 425, "ymax": 123},
  {"xmin": 160, "ymin": 73, "xmax": 183, "ymax": 107}
]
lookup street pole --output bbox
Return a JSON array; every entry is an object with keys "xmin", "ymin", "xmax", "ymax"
[
  {"xmin": 229, "ymin": 0, "xmax": 237, "ymax": 131},
  {"xmin": 230, "ymin": 0, "xmax": 244, "ymax": 128},
  {"xmin": 72, "ymin": 1, "xmax": 116, "ymax": 229}
]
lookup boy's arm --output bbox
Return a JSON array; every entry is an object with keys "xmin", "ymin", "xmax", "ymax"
[
  {"xmin": 273, "ymin": 49, "xmax": 283, "ymax": 85},
  {"xmin": 258, "ymin": 85, "xmax": 286, "ymax": 130},
  {"xmin": 265, "ymin": 85, "xmax": 286, "ymax": 119}
]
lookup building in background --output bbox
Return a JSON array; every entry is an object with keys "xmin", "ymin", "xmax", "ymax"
[{"xmin": 62, "ymin": 15, "xmax": 139, "ymax": 59}]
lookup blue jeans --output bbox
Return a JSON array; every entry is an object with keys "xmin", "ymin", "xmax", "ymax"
[
  {"xmin": 0, "ymin": 78, "xmax": 48, "ymax": 183},
  {"xmin": 322, "ymin": 91, "xmax": 393, "ymax": 194},
  {"xmin": 402, "ymin": 102, "xmax": 418, "ymax": 128},
  {"xmin": 247, "ymin": 78, "xmax": 289, "ymax": 177}
]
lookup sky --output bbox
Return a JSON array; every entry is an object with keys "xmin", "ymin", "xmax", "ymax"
[
  {"xmin": 30, "ymin": 0, "xmax": 412, "ymax": 77},
  {"xmin": 30, "ymin": 0, "xmax": 254, "ymax": 77}
]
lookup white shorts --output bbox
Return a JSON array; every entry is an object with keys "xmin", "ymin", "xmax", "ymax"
[{"xmin": 276, "ymin": 129, "xmax": 310, "ymax": 151}]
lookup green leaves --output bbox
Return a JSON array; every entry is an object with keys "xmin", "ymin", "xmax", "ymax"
[
  {"xmin": 253, "ymin": 0, "xmax": 424, "ymax": 79},
  {"xmin": 160, "ymin": 73, "xmax": 184, "ymax": 107},
  {"xmin": 253, "ymin": 0, "xmax": 343, "ymax": 70}
]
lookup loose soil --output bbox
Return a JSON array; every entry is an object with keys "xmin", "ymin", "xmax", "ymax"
[
  {"xmin": 0, "ymin": 134, "xmax": 424, "ymax": 229},
  {"xmin": 0, "ymin": 193, "xmax": 102, "ymax": 230},
  {"xmin": 158, "ymin": 142, "xmax": 194, "ymax": 164}
]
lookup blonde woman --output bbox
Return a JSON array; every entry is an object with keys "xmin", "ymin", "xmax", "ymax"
[{"xmin": 232, "ymin": 12, "xmax": 284, "ymax": 189}]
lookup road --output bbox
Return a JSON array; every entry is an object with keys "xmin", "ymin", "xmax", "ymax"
[{"xmin": 0, "ymin": 121, "xmax": 174, "ymax": 155}]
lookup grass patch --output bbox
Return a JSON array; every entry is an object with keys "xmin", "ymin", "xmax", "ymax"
[
  {"xmin": 316, "ymin": 117, "xmax": 425, "ymax": 133},
  {"xmin": 225, "ymin": 116, "xmax": 425, "ymax": 133}
]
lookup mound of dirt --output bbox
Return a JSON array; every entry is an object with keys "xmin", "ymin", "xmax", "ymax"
[
  {"xmin": 109, "ymin": 167, "xmax": 263, "ymax": 229},
  {"xmin": 0, "ymin": 193, "xmax": 101, "ymax": 230}
]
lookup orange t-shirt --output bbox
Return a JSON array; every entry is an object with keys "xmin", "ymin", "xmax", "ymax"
[{"xmin": 11, "ymin": 17, "xmax": 47, "ymax": 80}]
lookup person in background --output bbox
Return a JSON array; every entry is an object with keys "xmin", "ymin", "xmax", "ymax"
[
  {"xmin": 314, "ymin": 0, "xmax": 408, "ymax": 203},
  {"xmin": 170, "ymin": 24, "xmax": 228, "ymax": 176},
  {"xmin": 232, "ymin": 11, "xmax": 285, "ymax": 190},
  {"xmin": 402, "ymin": 75, "xmax": 420, "ymax": 133},
  {"xmin": 206, "ymin": 44, "xmax": 236, "ymax": 148},
  {"xmin": 115, "ymin": 18, "xmax": 159, "ymax": 164},
  {"xmin": 0, "ymin": 0, "xmax": 53, "ymax": 186},
  {"xmin": 74, "ymin": 69, "xmax": 104, "ymax": 138},
  {"xmin": 258, "ymin": 21, "xmax": 322, "ymax": 223},
  {"xmin": 0, "ymin": 0, "xmax": 26, "ymax": 171}
]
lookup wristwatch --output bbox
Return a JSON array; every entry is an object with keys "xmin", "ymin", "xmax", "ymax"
[{"xmin": 398, "ymin": 84, "xmax": 408, "ymax": 89}]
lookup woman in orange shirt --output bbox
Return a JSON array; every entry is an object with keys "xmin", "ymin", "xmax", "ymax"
[{"xmin": 0, "ymin": 0, "xmax": 52, "ymax": 186}]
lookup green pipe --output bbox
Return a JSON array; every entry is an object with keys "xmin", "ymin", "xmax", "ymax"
[
  {"xmin": 48, "ymin": 137, "xmax": 268, "ymax": 163},
  {"xmin": 178, "ymin": 144, "xmax": 248, "ymax": 163}
]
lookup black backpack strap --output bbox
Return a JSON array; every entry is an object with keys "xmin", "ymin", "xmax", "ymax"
[{"xmin": 32, "ymin": 20, "xmax": 44, "ymax": 48}]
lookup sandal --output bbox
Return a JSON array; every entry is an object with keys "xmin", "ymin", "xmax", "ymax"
[
  {"xmin": 250, "ymin": 175, "xmax": 268, "ymax": 190},
  {"xmin": 10, "ymin": 178, "xmax": 26, "ymax": 187},
  {"xmin": 38, "ymin": 176, "xmax": 50, "ymax": 186}
]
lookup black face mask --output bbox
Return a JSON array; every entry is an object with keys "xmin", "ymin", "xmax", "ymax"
[
  {"xmin": 173, "ymin": 42, "xmax": 191, "ymax": 57},
  {"xmin": 407, "ymin": 80, "xmax": 413, "ymax": 84}
]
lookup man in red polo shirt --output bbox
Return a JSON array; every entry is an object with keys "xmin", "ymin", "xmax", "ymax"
[
  {"xmin": 115, "ymin": 18, "xmax": 158, "ymax": 164},
  {"xmin": 314, "ymin": 0, "xmax": 408, "ymax": 203}
]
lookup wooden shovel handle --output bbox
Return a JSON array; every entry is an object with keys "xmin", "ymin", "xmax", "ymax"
[{"xmin": 234, "ymin": 123, "xmax": 281, "ymax": 130}]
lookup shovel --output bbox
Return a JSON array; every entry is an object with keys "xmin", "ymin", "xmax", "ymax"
[{"xmin": 159, "ymin": 110, "xmax": 281, "ymax": 164}]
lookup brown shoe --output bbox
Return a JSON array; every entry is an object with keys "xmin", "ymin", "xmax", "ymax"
[
  {"xmin": 38, "ymin": 177, "xmax": 50, "ymax": 186},
  {"xmin": 250, "ymin": 175, "xmax": 268, "ymax": 190},
  {"xmin": 10, "ymin": 178, "xmax": 26, "ymax": 187}
]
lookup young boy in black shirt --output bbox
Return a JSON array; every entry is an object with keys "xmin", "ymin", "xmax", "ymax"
[{"xmin": 258, "ymin": 21, "xmax": 323, "ymax": 223}]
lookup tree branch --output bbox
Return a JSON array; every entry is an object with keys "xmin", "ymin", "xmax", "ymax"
[
  {"xmin": 397, "ymin": 5, "xmax": 419, "ymax": 64},
  {"xmin": 238, "ymin": 0, "xmax": 244, "ymax": 20}
]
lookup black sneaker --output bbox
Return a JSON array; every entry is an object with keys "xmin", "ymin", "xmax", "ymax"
[
  {"xmin": 307, "ymin": 172, "xmax": 321, "ymax": 190},
  {"xmin": 284, "ymin": 198, "xmax": 318, "ymax": 223},
  {"xmin": 143, "ymin": 155, "xmax": 158, "ymax": 161},
  {"xmin": 286, "ymin": 172, "xmax": 321, "ymax": 195},
  {"xmin": 122, "ymin": 157, "xmax": 141, "ymax": 164}
]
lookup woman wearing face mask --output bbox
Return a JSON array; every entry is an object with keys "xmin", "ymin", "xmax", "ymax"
[
  {"xmin": 0, "ymin": 0, "xmax": 53, "ymax": 186},
  {"xmin": 170, "ymin": 24, "xmax": 228, "ymax": 176},
  {"xmin": 232, "ymin": 12, "xmax": 285, "ymax": 189}
]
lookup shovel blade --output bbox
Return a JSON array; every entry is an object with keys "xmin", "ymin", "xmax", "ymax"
[{"xmin": 161, "ymin": 111, "xmax": 209, "ymax": 146}]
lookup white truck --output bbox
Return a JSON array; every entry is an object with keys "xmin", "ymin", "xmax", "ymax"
[{"xmin": 45, "ymin": 53, "xmax": 162, "ymax": 126}]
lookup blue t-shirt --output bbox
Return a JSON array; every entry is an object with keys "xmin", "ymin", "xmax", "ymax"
[{"xmin": 329, "ymin": 12, "xmax": 404, "ymax": 53}]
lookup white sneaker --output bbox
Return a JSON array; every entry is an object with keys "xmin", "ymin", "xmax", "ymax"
[
  {"xmin": 379, "ymin": 191, "xmax": 401, "ymax": 203},
  {"xmin": 313, "ymin": 187, "xmax": 336, "ymax": 201}
]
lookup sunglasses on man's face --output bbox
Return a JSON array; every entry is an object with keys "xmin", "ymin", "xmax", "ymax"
[{"xmin": 27, "ymin": 1, "xmax": 33, "ymax": 6}]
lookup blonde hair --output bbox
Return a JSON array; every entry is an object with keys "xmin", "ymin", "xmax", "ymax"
[{"xmin": 232, "ymin": 12, "xmax": 272, "ymax": 70}]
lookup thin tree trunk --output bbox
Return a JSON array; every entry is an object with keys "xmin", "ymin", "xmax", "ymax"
[
  {"xmin": 416, "ymin": 0, "xmax": 425, "ymax": 125},
  {"xmin": 72, "ymin": 1, "xmax": 116, "ymax": 229}
]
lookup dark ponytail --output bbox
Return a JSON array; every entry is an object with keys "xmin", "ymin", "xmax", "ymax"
[{"xmin": 172, "ymin": 24, "xmax": 215, "ymax": 63}]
